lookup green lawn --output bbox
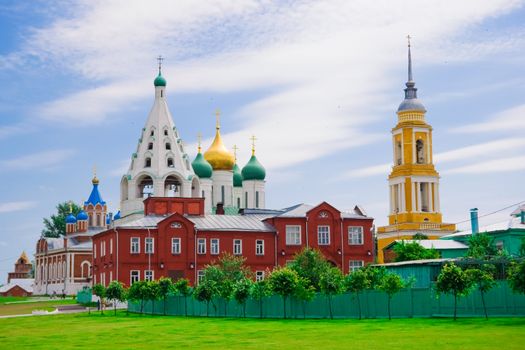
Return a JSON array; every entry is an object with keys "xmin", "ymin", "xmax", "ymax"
[
  {"xmin": 0, "ymin": 298, "xmax": 77, "ymax": 316},
  {"xmin": 0, "ymin": 313, "xmax": 524, "ymax": 349}
]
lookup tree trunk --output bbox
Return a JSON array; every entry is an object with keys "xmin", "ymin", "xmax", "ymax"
[
  {"xmin": 388, "ymin": 295, "xmax": 391, "ymax": 320},
  {"xmin": 328, "ymin": 295, "xmax": 333, "ymax": 319},
  {"xmin": 481, "ymin": 290, "xmax": 488, "ymax": 320},
  {"xmin": 356, "ymin": 292, "xmax": 362, "ymax": 320},
  {"xmin": 453, "ymin": 293, "xmax": 457, "ymax": 321},
  {"xmin": 114, "ymin": 302, "xmax": 117, "ymax": 316},
  {"xmin": 283, "ymin": 296, "xmax": 287, "ymax": 319},
  {"xmin": 101, "ymin": 298, "xmax": 104, "ymax": 315}
]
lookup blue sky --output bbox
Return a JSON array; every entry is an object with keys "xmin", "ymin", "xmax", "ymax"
[{"xmin": 1, "ymin": 0, "xmax": 525, "ymax": 283}]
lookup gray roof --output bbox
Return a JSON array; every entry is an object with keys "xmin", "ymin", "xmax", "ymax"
[
  {"xmin": 276, "ymin": 203, "xmax": 371, "ymax": 219},
  {"xmin": 0, "ymin": 279, "xmax": 34, "ymax": 293},
  {"xmin": 443, "ymin": 215, "xmax": 525, "ymax": 238},
  {"xmin": 397, "ymin": 97, "xmax": 426, "ymax": 112},
  {"xmin": 377, "ymin": 258, "xmax": 454, "ymax": 267}
]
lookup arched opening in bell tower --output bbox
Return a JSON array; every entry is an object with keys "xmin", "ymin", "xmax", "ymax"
[
  {"xmin": 416, "ymin": 139, "xmax": 426, "ymax": 164},
  {"xmin": 137, "ymin": 175, "xmax": 154, "ymax": 199},
  {"xmin": 164, "ymin": 175, "xmax": 182, "ymax": 197}
]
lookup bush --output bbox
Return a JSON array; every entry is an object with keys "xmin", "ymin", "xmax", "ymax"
[
  {"xmin": 436, "ymin": 263, "xmax": 473, "ymax": 320},
  {"xmin": 268, "ymin": 267, "xmax": 299, "ymax": 319}
]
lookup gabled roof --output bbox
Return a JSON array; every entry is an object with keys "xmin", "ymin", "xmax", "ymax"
[
  {"xmin": 0, "ymin": 279, "xmax": 34, "ymax": 293},
  {"xmin": 275, "ymin": 202, "xmax": 371, "ymax": 219},
  {"xmin": 85, "ymin": 183, "xmax": 106, "ymax": 206}
]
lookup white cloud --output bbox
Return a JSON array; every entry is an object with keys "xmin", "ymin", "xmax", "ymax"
[
  {"xmin": 0, "ymin": 149, "xmax": 75, "ymax": 170},
  {"xmin": 109, "ymin": 159, "xmax": 131, "ymax": 177},
  {"xmin": 445, "ymin": 156, "xmax": 525, "ymax": 174},
  {"xmin": 452, "ymin": 104, "xmax": 525, "ymax": 134},
  {"xmin": 0, "ymin": 201, "xmax": 37, "ymax": 213}
]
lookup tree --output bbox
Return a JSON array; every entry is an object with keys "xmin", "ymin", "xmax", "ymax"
[
  {"xmin": 519, "ymin": 238, "xmax": 525, "ymax": 257},
  {"xmin": 345, "ymin": 268, "xmax": 370, "ymax": 320},
  {"xmin": 393, "ymin": 241, "xmax": 440, "ymax": 262},
  {"xmin": 268, "ymin": 267, "xmax": 299, "ymax": 319},
  {"xmin": 174, "ymin": 278, "xmax": 192, "ymax": 316},
  {"xmin": 294, "ymin": 277, "xmax": 316, "ymax": 319},
  {"xmin": 158, "ymin": 277, "xmax": 174, "ymax": 316},
  {"xmin": 145, "ymin": 280, "xmax": 161, "ymax": 315},
  {"xmin": 42, "ymin": 202, "xmax": 82, "ymax": 238},
  {"xmin": 436, "ymin": 263, "xmax": 473, "ymax": 320},
  {"xmin": 106, "ymin": 281, "xmax": 126, "ymax": 316},
  {"xmin": 289, "ymin": 248, "xmax": 330, "ymax": 291},
  {"xmin": 378, "ymin": 272, "xmax": 405, "ymax": 320},
  {"xmin": 507, "ymin": 260, "xmax": 525, "ymax": 295},
  {"xmin": 193, "ymin": 280, "xmax": 217, "ymax": 317},
  {"xmin": 361, "ymin": 265, "xmax": 387, "ymax": 289},
  {"xmin": 319, "ymin": 267, "xmax": 345, "ymax": 319},
  {"xmin": 92, "ymin": 283, "xmax": 106, "ymax": 315},
  {"xmin": 233, "ymin": 278, "xmax": 253, "ymax": 318},
  {"xmin": 413, "ymin": 233, "xmax": 429, "ymax": 240},
  {"xmin": 467, "ymin": 233, "xmax": 497, "ymax": 259},
  {"xmin": 467, "ymin": 264, "xmax": 496, "ymax": 320},
  {"xmin": 128, "ymin": 280, "xmax": 149, "ymax": 315},
  {"xmin": 250, "ymin": 279, "xmax": 271, "ymax": 319}
]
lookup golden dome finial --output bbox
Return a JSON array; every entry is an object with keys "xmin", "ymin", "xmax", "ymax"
[
  {"xmin": 233, "ymin": 144, "xmax": 239, "ymax": 163},
  {"xmin": 92, "ymin": 164, "xmax": 99, "ymax": 184},
  {"xmin": 203, "ymin": 111, "xmax": 235, "ymax": 171},
  {"xmin": 250, "ymin": 135, "xmax": 257, "ymax": 156},
  {"xmin": 197, "ymin": 132, "xmax": 202, "ymax": 153}
]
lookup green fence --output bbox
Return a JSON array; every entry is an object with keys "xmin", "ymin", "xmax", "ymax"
[
  {"xmin": 77, "ymin": 287, "xmax": 92, "ymax": 304},
  {"xmin": 128, "ymin": 281, "xmax": 525, "ymax": 319}
]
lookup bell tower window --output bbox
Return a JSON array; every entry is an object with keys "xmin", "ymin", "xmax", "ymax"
[
  {"xmin": 165, "ymin": 142, "xmax": 171, "ymax": 150},
  {"xmin": 145, "ymin": 157, "xmax": 152, "ymax": 167},
  {"xmin": 416, "ymin": 139, "xmax": 425, "ymax": 164},
  {"xmin": 164, "ymin": 129, "xmax": 168, "ymax": 136},
  {"xmin": 167, "ymin": 158, "xmax": 174, "ymax": 167},
  {"xmin": 150, "ymin": 130, "xmax": 154, "ymax": 137},
  {"xmin": 396, "ymin": 141, "xmax": 402, "ymax": 165},
  {"xmin": 148, "ymin": 142, "xmax": 153, "ymax": 150}
]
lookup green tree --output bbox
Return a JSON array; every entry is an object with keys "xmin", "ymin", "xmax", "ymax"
[
  {"xmin": 378, "ymin": 272, "xmax": 405, "ymax": 320},
  {"xmin": 507, "ymin": 260, "xmax": 525, "ymax": 295},
  {"xmin": 413, "ymin": 233, "xmax": 429, "ymax": 240},
  {"xmin": 294, "ymin": 277, "xmax": 316, "ymax": 319},
  {"xmin": 319, "ymin": 267, "xmax": 345, "ymax": 319},
  {"xmin": 127, "ymin": 280, "xmax": 149, "ymax": 315},
  {"xmin": 393, "ymin": 241, "xmax": 440, "ymax": 262},
  {"xmin": 362, "ymin": 265, "xmax": 387, "ymax": 289},
  {"xmin": 250, "ymin": 279, "xmax": 271, "ymax": 319},
  {"xmin": 42, "ymin": 202, "xmax": 82, "ymax": 238},
  {"xmin": 106, "ymin": 281, "xmax": 126, "ymax": 316},
  {"xmin": 289, "ymin": 248, "xmax": 330, "ymax": 291},
  {"xmin": 345, "ymin": 268, "xmax": 370, "ymax": 320},
  {"xmin": 269, "ymin": 267, "xmax": 299, "ymax": 319},
  {"xmin": 92, "ymin": 283, "xmax": 106, "ymax": 315},
  {"xmin": 467, "ymin": 265, "xmax": 496, "ymax": 320},
  {"xmin": 158, "ymin": 277, "xmax": 174, "ymax": 316},
  {"xmin": 174, "ymin": 278, "xmax": 192, "ymax": 316},
  {"xmin": 193, "ymin": 280, "xmax": 217, "ymax": 317},
  {"xmin": 233, "ymin": 278, "xmax": 253, "ymax": 318},
  {"xmin": 145, "ymin": 280, "xmax": 161, "ymax": 315},
  {"xmin": 467, "ymin": 233, "xmax": 497, "ymax": 259},
  {"xmin": 436, "ymin": 263, "xmax": 473, "ymax": 320}
]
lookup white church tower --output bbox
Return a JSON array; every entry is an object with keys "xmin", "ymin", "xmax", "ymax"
[{"xmin": 119, "ymin": 58, "xmax": 200, "ymax": 220}]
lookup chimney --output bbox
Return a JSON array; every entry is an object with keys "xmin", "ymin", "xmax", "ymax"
[
  {"xmin": 521, "ymin": 210, "xmax": 525, "ymax": 225},
  {"xmin": 216, "ymin": 202, "xmax": 225, "ymax": 215},
  {"xmin": 470, "ymin": 208, "xmax": 479, "ymax": 234}
]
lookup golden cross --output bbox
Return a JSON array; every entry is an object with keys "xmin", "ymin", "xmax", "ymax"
[
  {"xmin": 232, "ymin": 144, "xmax": 239, "ymax": 162},
  {"xmin": 407, "ymin": 34, "xmax": 411, "ymax": 48},
  {"xmin": 197, "ymin": 132, "xmax": 202, "ymax": 152},
  {"xmin": 157, "ymin": 55, "xmax": 164, "ymax": 73},
  {"xmin": 215, "ymin": 109, "xmax": 221, "ymax": 129},
  {"xmin": 250, "ymin": 135, "xmax": 257, "ymax": 155}
]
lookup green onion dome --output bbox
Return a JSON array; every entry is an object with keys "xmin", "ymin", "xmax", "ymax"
[
  {"xmin": 241, "ymin": 155, "xmax": 266, "ymax": 181},
  {"xmin": 192, "ymin": 152, "xmax": 213, "ymax": 179},
  {"xmin": 154, "ymin": 73, "xmax": 166, "ymax": 87},
  {"xmin": 233, "ymin": 163, "xmax": 243, "ymax": 187}
]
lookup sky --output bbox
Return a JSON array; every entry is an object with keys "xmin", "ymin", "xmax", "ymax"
[{"xmin": 0, "ymin": 0, "xmax": 524, "ymax": 284}]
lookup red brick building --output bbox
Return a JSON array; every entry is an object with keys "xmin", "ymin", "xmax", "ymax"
[
  {"xmin": 7, "ymin": 252, "xmax": 32, "ymax": 283},
  {"xmin": 92, "ymin": 197, "xmax": 374, "ymax": 286}
]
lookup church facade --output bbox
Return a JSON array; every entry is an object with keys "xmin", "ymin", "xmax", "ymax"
[{"xmin": 376, "ymin": 41, "xmax": 456, "ymax": 263}]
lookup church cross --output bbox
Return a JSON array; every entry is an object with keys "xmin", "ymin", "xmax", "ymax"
[{"xmin": 250, "ymin": 135, "xmax": 257, "ymax": 155}]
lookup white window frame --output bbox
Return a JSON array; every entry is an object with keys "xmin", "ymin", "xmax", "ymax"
[
  {"xmin": 171, "ymin": 237, "xmax": 181, "ymax": 254},
  {"xmin": 255, "ymin": 271, "xmax": 265, "ymax": 281},
  {"xmin": 256, "ymin": 239, "xmax": 264, "ymax": 255},
  {"xmin": 130, "ymin": 270, "xmax": 140, "ymax": 284},
  {"xmin": 233, "ymin": 239, "xmax": 242, "ymax": 255},
  {"xmin": 285, "ymin": 225, "xmax": 301, "ymax": 245},
  {"xmin": 317, "ymin": 225, "xmax": 330, "ymax": 245},
  {"xmin": 197, "ymin": 238, "xmax": 206, "ymax": 254},
  {"xmin": 197, "ymin": 270, "xmax": 205, "ymax": 284},
  {"xmin": 145, "ymin": 237, "xmax": 154, "ymax": 254},
  {"xmin": 145, "ymin": 270, "xmax": 154, "ymax": 281},
  {"xmin": 131, "ymin": 237, "xmax": 140, "ymax": 254},
  {"xmin": 210, "ymin": 238, "xmax": 220, "ymax": 255},
  {"xmin": 348, "ymin": 226, "xmax": 364, "ymax": 245},
  {"xmin": 349, "ymin": 260, "xmax": 364, "ymax": 273}
]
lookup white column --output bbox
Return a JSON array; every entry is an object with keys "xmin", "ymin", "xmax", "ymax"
[
  {"xmin": 389, "ymin": 185, "xmax": 393, "ymax": 214},
  {"xmin": 435, "ymin": 183, "xmax": 441, "ymax": 212},
  {"xmin": 400, "ymin": 181, "xmax": 406, "ymax": 212},
  {"xmin": 429, "ymin": 183, "xmax": 434, "ymax": 212},
  {"xmin": 416, "ymin": 182, "xmax": 422, "ymax": 212}
]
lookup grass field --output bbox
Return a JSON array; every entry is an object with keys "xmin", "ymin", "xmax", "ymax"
[
  {"xmin": 0, "ymin": 297, "xmax": 76, "ymax": 316},
  {"xmin": 0, "ymin": 312, "xmax": 524, "ymax": 349}
]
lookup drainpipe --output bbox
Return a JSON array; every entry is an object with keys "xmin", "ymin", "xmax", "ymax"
[
  {"xmin": 521, "ymin": 210, "xmax": 525, "ymax": 225},
  {"xmin": 470, "ymin": 208, "xmax": 479, "ymax": 234},
  {"xmin": 194, "ymin": 228, "xmax": 197, "ymax": 284},
  {"xmin": 305, "ymin": 217, "xmax": 309, "ymax": 248},
  {"xmin": 114, "ymin": 228, "xmax": 119, "ymax": 283}
]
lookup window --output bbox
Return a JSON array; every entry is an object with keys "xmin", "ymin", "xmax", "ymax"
[
  {"xmin": 145, "ymin": 237, "xmax": 154, "ymax": 254},
  {"xmin": 171, "ymin": 237, "xmax": 181, "ymax": 254},
  {"xmin": 167, "ymin": 158, "xmax": 174, "ymax": 167},
  {"xmin": 349, "ymin": 260, "xmax": 364, "ymax": 273},
  {"xmin": 255, "ymin": 271, "xmax": 265, "ymax": 282},
  {"xmin": 131, "ymin": 237, "xmax": 140, "ymax": 254},
  {"xmin": 348, "ymin": 226, "xmax": 363, "ymax": 245},
  {"xmin": 197, "ymin": 270, "xmax": 205, "ymax": 284},
  {"xmin": 233, "ymin": 239, "xmax": 242, "ymax": 255},
  {"xmin": 416, "ymin": 139, "xmax": 425, "ymax": 164},
  {"xmin": 110, "ymin": 238, "xmax": 113, "ymax": 254},
  {"xmin": 150, "ymin": 130, "xmax": 154, "ymax": 136},
  {"xmin": 197, "ymin": 238, "xmax": 206, "ymax": 254},
  {"xmin": 165, "ymin": 142, "xmax": 171, "ymax": 150},
  {"xmin": 148, "ymin": 142, "xmax": 153, "ymax": 150},
  {"xmin": 145, "ymin": 157, "xmax": 152, "ymax": 167},
  {"xmin": 130, "ymin": 270, "xmax": 140, "ymax": 284},
  {"xmin": 256, "ymin": 191, "xmax": 259, "ymax": 208},
  {"xmin": 145, "ymin": 270, "xmax": 154, "ymax": 281},
  {"xmin": 100, "ymin": 241, "xmax": 105, "ymax": 256},
  {"xmin": 109, "ymin": 271, "xmax": 113, "ymax": 282},
  {"xmin": 245, "ymin": 192, "xmax": 248, "ymax": 208},
  {"xmin": 318, "ymin": 226, "xmax": 330, "ymax": 245},
  {"xmin": 94, "ymin": 244, "xmax": 97, "ymax": 259},
  {"xmin": 237, "ymin": 197, "xmax": 241, "ymax": 208},
  {"xmin": 164, "ymin": 129, "xmax": 168, "ymax": 136},
  {"xmin": 256, "ymin": 240, "xmax": 264, "ymax": 255},
  {"xmin": 101, "ymin": 272, "xmax": 105, "ymax": 286},
  {"xmin": 210, "ymin": 238, "xmax": 219, "ymax": 255},
  {"xmin": 285, "ymin": 225, "xmax": 301, "ymax": 245},
  {"xmin": 96, "ymin": 214, "xmax": 101, "ymax": 227},
  {"xmin": 221, "ymin": 185, "xmax": 225, "ymax": 204}
]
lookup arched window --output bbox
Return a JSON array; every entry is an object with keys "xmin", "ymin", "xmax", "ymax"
[
  {"xmin": 237, "ymin": 197, "xmax": 241, "ymax": 208},
  {"xmin": 96, "ymin": 214, "xmax": 101, "ymax": 227},
  {"xmin": 165, "ymin": 175, "xmax": 182, "ymax": 197},
  {"xmin": 167, "ymin": 158, "xmax": 174, "ymax": 167},
  {"xmin": 416, "ymin": 139, "xmax": 425, "ymax": 164},
  {"xmin": 137, "ymin": 176, "xmax": 154, "ymax": 199},
  {"xmin": 88, "ymin": 214, "xmax": 93, "ymax": 227},
  {"xmin": 256, "ymin": 191, "xmax": 259, "ymax": 208},
  {"xmin": 148, "ymin": 142, "xmax": 153, "ymax": 150},
  {"xmin": 165, "ymin": 142, "xmax": 171, "ymax": 150},
  {"xmin": 396, "ymin": 141, "xmax": 402, "ymax": 165},
  {"xmin": 145, "ymin": 157, "xmax": 152, "ymax": 167},
  {"xmin": 221, "ymin": 186, "xmax": 225, "ymax": 204},
  {"xmin": 150, "ymin": 130, "xmax": 154, "ymax": 137},
  {"xmin": 164, "ymin": 129, "xmax": 168, "ymax": 136},
  {"xmin": 245, "ymin": 192, "xmax": 248, "ymax": 208}
]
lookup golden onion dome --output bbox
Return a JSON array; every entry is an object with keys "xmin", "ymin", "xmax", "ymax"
[{"xmin": 203, "ymin": 127, "xmax": 235, "ymax": 171}]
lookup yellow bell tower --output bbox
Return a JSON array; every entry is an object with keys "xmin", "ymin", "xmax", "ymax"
[{"xmin": 376, "ymin": 37, "xmax": 456, "ymax": 263}]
